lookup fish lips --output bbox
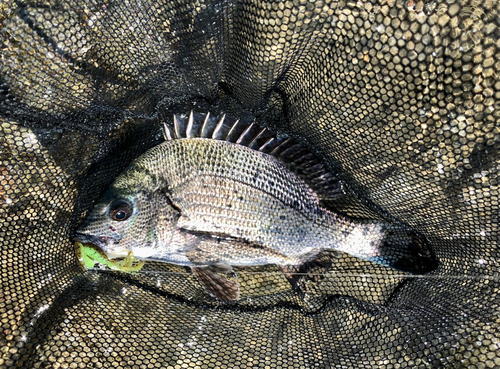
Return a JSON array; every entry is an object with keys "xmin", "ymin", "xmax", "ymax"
[{"xmin": 74, "ymin": 233, "xmax": 120, "ymax": 250}]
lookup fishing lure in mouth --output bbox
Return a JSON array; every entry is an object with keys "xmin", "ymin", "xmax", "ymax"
[
  {"xmin": 75, "ymin": 111, "xmax": 437, "ymax": 301},
  {"xmin": 75, "ymin": 241, "xmax": 144, "ymax": 272}
]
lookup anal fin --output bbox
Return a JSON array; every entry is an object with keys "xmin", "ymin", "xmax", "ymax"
[
  {"xmin": 279, "ymin": 250, "xmax": 337, "ymax": 292},
  {"xmin": 191, "ymin": 266, "xmax": 240, "ymax": 301}
]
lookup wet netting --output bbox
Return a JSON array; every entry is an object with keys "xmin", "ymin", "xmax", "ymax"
[{"xmin": 1, "ymin": 0, "xmax": 499, "ymax": 367}]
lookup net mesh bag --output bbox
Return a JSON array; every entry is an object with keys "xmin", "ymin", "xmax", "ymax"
[{"xmin": 1, "ymin": 0, "xmax": 499, "ymax": 367}]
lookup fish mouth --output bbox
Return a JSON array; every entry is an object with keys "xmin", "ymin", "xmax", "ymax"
[{"xmin": 74, "ymin": 233, "xmax": 119, "ymax": 249}]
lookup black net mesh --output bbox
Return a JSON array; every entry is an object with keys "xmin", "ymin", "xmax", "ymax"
[{"xmin": 1, "ymin": 0, "xmax": 500, "ymax": 367}]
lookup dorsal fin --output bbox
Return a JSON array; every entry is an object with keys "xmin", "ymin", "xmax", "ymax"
[
  {"xmin": 163, "ymin": 111, "xmax": 344, "ymax": 200},
  {"xmin": 185, "ymin": 111, "xmax": 195, "ymax": 138}
]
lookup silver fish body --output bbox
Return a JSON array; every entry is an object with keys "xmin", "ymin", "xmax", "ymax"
[{"xmin": 76, "ymin": 112, "xmax": 436, "ymax": 300}]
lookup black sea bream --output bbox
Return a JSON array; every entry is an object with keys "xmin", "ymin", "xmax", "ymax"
[{"xmin": 76, "ymin": 112, "xmax": 436, "ymax": 300}]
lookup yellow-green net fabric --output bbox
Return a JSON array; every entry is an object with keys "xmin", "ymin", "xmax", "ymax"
[{"xmin": 1, "ymin": 0, "xmax": 499, "ymax": 367}]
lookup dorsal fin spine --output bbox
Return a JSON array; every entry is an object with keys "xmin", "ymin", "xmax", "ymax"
[
  {"xmin": 226, "ymin": 119, "xmax": 240, "ymax": 140},
  {"xmin": 258, "ymin": 137, "xmax": 275, "ymax": 152},
  {"xmin": 163, "ymin": 123, "xmax": 173, "ymax": 140},
  {"xmin": 270, "ymin": 137, "xmax": 291, "ymax": 156},
  {"xmin": 248, "ymin": 127, "xmax": 267, "ymax": 149},
  {"xmin": 236, "ymin": 123, "xmax": 254, "ymax": 145},
  {"xmin": 186, "ymin": 111, "xmax": 194, "ymax": 138},
  {"xmin": 212, "ymin": 114, "xmax": 226, "ymax": 139},
  {"xmin": 200, "ymin": 112, "xmax": 211, "ymax": 138},
  {"xmin": 173, "ymin": 115, "xmax": 181, "ymax": 138}
]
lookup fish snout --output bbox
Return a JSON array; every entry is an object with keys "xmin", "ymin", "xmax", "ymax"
[{"xmin": 74, "ymin": 233, "xmax": 120, "ymax": 248}]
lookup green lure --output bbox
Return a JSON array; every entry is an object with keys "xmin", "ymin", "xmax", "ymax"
[{"xmin": 75, "ymin": 242, "xmax": 144, "ymax": 272}]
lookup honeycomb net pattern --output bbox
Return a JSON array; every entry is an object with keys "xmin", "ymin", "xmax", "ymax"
[{"xmin": 1, "ymin": 0, "xmax": 499, "ymax": 367}]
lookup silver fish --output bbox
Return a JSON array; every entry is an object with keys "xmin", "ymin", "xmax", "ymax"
[{"xmin": 75, "ymin": 111, "xmax": 436, "ymax": 300}]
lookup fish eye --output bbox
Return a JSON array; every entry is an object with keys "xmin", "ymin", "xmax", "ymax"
[{"xmin": 109, "ymin": 200, "xmax": 133, "ymax": 221}]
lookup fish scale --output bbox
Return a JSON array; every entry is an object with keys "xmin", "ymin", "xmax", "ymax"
[{"xmin": 75, "ymin": 111, "xmax": 437, "ymax": 301}]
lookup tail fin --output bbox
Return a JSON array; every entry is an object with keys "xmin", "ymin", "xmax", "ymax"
[
  {"xmin": 370, "ymin": 226, "xmax": 438, "ymax": 274},
  {"xmin": 332, "ymin": 221, "xmax": 438, "ymax": 274}
]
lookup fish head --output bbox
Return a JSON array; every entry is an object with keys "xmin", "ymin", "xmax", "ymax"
[{"xmin": 75, "ymin": 187, "xmax": 180, "ymax": 261}]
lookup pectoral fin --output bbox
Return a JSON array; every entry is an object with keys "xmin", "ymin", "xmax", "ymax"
[{"xmin": 191, "ymin": 266, "xmax": 240, "ymax": 301}]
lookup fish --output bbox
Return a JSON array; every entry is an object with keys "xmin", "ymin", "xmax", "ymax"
[{"xmin": 75, "ymin": 111, "xmax": 437, "ymax": 301}]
